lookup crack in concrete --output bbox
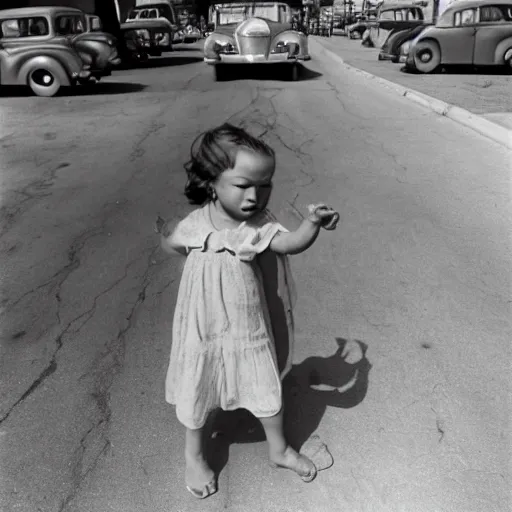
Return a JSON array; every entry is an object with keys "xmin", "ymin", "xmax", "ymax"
[
  {"xmin": 0, "ymin": 226, "xmax": 104, "ymax": 424},
  {"xmin": 326, "ymin": 80, "xmax": 374, "ymax": 123},
  {"xmin": 58, "ymin": 246, "xmax": 159, "ymax": 512},
  {"xmin": 0, "ymin": 161, "xmax": 70, "ymax": 238},
  {"xmin": 130, "ymin": 120, "xmax": 166, "ymax": 162},
  {"xmin": 2, "ymin": 226, "xmax": 104, "ymax": 318}
]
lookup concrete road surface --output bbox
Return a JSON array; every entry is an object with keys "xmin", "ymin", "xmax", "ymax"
[{"xmin": 0, "ymin": 44, "xmax": 510, "ymax": 512}]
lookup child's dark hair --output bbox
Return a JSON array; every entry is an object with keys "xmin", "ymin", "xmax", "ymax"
[{"xmin": 184, "ymin": 123, "xmax": 275, "ymax": 205}]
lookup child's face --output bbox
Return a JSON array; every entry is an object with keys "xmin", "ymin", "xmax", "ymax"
[{"xmin": 212, "ymin": 148, "xmax": 275, "ymax": 222}]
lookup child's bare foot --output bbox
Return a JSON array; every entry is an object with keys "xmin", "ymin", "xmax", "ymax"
[
  {"xmin": 269, "ymin": 445, "xmax": 317, "ymax": 482},
  {"xmin": 185, "ymin": 453, "xmax": 217, "ymax": 499}
]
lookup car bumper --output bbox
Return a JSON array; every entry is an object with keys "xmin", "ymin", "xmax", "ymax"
[
  {"xmin": 378, "ymin": 51, "xmax": 394, "ymax": 61},
  {"xmin": 205, "ymin": 54, "xmax": 308, "ymax": 64}
]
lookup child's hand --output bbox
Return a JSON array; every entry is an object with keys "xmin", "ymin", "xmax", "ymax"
[{"xmin": 307, "ymin": 204, "xmax": 340, "ymax": 231}]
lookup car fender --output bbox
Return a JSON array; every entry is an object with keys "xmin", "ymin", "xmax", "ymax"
[
  {"xmin": 18, "ymin": 56, "xmax": 71, "ymax": 86},
  {"xmin": 414, "ymin": 25, "xmax": 437, "ymax": 44},
  {"xmin": 3, "ymin": 47, "xmax": 80, "ymax": 86},
  {"xmin": 204, "ymin": 32, "xmax": 235, "ymax": 59},
  {"xmin": 73, "ymin": 39, "xmax": 110, "ymax": 68},
  {"xmin": 495, "ymin": 38, "xmax": 512, "ymax": 64},
  {"xmin": 410, "ymin": 35, "xmax": 440, "ymax": 54}
]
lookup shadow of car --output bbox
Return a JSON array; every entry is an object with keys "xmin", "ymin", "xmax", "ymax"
[
  {"xmin": 405, "ymin": 0, "xmax": 512, "ymax": 73},
  {"xmin": 210, "ymin": 61, "xmax": 321, "ymax": 81}
]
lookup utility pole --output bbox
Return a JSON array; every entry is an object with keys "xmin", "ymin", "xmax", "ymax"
[{"xmin": 432, "ymin": 0, "xmax": 440, "ymax": 23}]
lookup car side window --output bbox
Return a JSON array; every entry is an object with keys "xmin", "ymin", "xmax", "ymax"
[
  {"xmin": 480, "ymin": 5, "xmax": 505, "ymax": 22},
  {"xmin": 454, "ymin": 8, "xmax": 477, "ymax": 26},
  {"xmin": 56, "ymin": 15, "xmax": 85, "ymax": 35},
  {"xmin": 1, "ymin": 17, "xmax": 49, "ymax": 38}
]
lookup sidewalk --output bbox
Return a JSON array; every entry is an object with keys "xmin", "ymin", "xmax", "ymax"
[{"xmin": 311, "ymin": 34, "xmax": 512, "ymax": 134}]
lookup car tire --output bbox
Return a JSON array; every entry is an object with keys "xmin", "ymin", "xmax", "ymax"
[
  {"xmin": 413, "ymin": 40, "xmax": 441, "ymax": 74},
  {"xmin": 28, "ymin": 68, "xmax": 61, "ymax": 97}
]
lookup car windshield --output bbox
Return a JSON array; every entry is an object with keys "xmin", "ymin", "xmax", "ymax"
[
  {"xmin": 55, "ymin": 15, "xmax": 86, "ymax": 35},
  {"xmin": 0, "ymin": 16, "xmax": 49, "ymax": 37},
  {"xmin": 214, "ymin": 3, "xmax": 289, "ymax": 24},
  {"xmin": 127, "ymin": 6, "xmax": 172, "ymax": 21}
]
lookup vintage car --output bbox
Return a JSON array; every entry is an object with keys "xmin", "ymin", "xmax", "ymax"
[
  {"xmin": 379, "ymin": 22, "xmax": 431, "ymax": 62},
  {"xmin": 405, "ymin": 0, "xmax": 512, "ymax": 73},
  {"xmin": 123, "ymin": 1, "xmax": 179, "ymax": 54},
  {"xmin": 183, "ymin": 24, "xmax": 202, "ymax": 43},
  {"xmin": 204, "ymin": 1, "xmax": 311, "ymax": 81},
  {"xmin": 347, "ymin": 10, "xmax": 378, "ymax": 40},
  {"xmin": 363, "ymin": 2, "xmax": 427, "ymax": 50},
  {"xmin": 0, "ymin": 7, "xmax": 119, "ymax": 96}
]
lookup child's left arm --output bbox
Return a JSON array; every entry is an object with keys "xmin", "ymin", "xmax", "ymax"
[{"xmin": 270, "ymin": 204, "xmax": 340, "ymax": 255}]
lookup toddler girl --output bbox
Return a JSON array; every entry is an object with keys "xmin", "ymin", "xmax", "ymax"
[{"xmin": 160, "ymin": 123, "xmax": 339, "ymax": 499}]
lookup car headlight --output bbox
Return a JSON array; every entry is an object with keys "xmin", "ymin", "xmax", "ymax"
[
  {"xmin": 272, "ymin": 41, "xmax": 299, "ymax": 55},
  {"xmin": 215, "ymin": 41, "xmax": 237, "ymax": 54},
  {"xmin": 205, "ymin": 37, "xmax": 238, "ymax": 57},
  {"xmin": 400, "ymin": 41, "xmax": 411, "ymax": 55}
]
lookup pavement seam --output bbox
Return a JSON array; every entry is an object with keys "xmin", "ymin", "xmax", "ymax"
[{"xmin": 310, "ymin": 37, "xmax": 512, "ymax": 150}]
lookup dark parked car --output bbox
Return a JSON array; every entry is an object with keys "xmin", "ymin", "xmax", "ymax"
[
  {"xmin": 366, "ymin": 2, "xmax": 428, "ymax": 50},
  {"xmin": 347, "ymin": 10, "xmax": 378, "ymax": 40},
  {"xmin": 379, "ymin": 24, "xmax": 430, "ymax": 62},
  {"xmin": 122, "ymin": 1, "xmax": 180, "ymax": 56},
  {"xmin": 405, "ymin": 0, "xmax": 512, "ymax": 72},
  {"xmin": 0, "ymin": 7, "xmax": 119, "ymax": 96}
]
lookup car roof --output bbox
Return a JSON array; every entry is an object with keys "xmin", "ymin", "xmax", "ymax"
[
  {"xmin": 442, "ymin": 0, "xmax": 512, "ymax": 11},
  {"xmin": 0, "ymin": 6, "xmax": 83, "ymax": 18}
]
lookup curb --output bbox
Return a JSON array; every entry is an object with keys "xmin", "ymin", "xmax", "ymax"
[{"xmin": 309, "ymin": 37, "xmax": 512, "ymax": 150}]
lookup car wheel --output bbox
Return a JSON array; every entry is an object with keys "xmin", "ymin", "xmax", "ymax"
[
  {"xmin": 378, "ymin": 53, "xmax": 384, "ymax": 61},
  {"xmin": 413, "ymin": 40, "xmax": 441, "ymax": 74},
  {"xmin": 28, "ymin": 68, "xmax": 61, "ymax": 97},
  {"xmin": 506, "ymin": 51, "xmax": 512, "ymax": 69}
]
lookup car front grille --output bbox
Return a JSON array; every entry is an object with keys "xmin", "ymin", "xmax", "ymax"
[{"xmin": 236, "ymin": 36, "xmax": 269, "ymax": 56}]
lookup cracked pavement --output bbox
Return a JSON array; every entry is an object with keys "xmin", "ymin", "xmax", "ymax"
[{"xmin": 0, "ymin": 43, "xmax": 510, "ymax": 512}]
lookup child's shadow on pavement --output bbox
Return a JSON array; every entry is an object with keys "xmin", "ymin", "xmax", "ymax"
[{"xmin": 205, "ymin": 338, "xmax": 371, "ymax": 476}]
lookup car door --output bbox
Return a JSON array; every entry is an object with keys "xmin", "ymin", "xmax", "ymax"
[
  {"xmin": 439, "ymin": 7, "xmax": 477, "ymax": 64},
  {"xmin": 473, "ymin": 5, "xmax": 512, "ymax": 64}
]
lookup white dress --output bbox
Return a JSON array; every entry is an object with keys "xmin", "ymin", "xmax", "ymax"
[{"xmin": 165, "ymin": 204, "xmax": 297, "ymax": 430}]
